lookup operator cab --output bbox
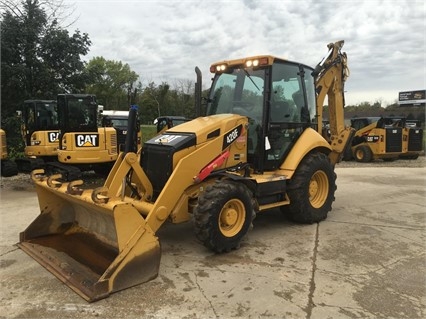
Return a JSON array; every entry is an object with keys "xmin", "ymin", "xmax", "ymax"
[
  {"xmin": 57, "ymin": 94, "xmax": 99, "ymax": 151},
  {"xmin": 22, "ymin": 100, "xmax": 58, "ymax": 145},
  {"xmin": 206, "ymin": 56, "xmax": 316, "ymax": 172},
  {"xmin": 57, "ymin": 94, "xmax": 98, "ymax": 133}
]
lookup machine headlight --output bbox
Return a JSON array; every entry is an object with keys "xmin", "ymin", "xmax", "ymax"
[
  {"xmin": 245, "ymin": 59, "xmax": 259, "ymax": 68},
  {"xmin": 210, "ymin": 64, "xmax": 227, "ymax": 73}
]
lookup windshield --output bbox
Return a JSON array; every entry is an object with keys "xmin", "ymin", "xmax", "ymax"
[
  {"xmin": 58, "ymin": 95, "xmax": 98, "ymax": 132},
  {"xmin": 103, "ymin": 117, "xmax": 128, "ymax": 128},
  {"xmin": 25, "ymin": 101, "xmax": 58, "ymax": 131},
  {"xmin": 207, "ymin": 68, "xmax": 265, "ymax": 123},
  {"xmin": 270, "ymin": 63, "xmax": 315, "ymax": 124},
  {"xmin": 69, "ymin": 99, "xmax": 97, "ymax": 127}
]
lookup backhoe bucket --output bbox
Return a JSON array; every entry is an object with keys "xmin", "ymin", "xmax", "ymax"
[{"xmin": 18, "ymin": 172, "xmax": 161, "ymax": 302}]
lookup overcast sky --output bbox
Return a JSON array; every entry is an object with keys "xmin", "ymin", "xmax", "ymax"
[{"xmin": 65, "ymin": 0, "xmax": 425, "ymax": 106}]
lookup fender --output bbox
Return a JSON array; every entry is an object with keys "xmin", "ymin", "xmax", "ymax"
[{"xmin": 279, "ymin": 127, "xmax": 331, "ymax": 179}]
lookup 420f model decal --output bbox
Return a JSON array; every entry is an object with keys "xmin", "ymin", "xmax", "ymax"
[{"xmin": 222, "ymin": 124, "xmax": 243, "ymax": 150}]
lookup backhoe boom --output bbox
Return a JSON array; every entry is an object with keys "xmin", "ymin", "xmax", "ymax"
[{"xmin": 314, "ymin": 40, "xmax": 354, "ymax": 163}]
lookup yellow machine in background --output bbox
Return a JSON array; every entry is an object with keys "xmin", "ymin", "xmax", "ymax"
[
  {"xmin": 48, "ymin": 94, "xmax": 141, "ymax": 179},
  {"xmin": 101, "ymin": 109, "xmax": 142, "ymax": 152},
  {"xmin": 19, "ymin": 41, "xmax": 353, "ymax": 302},
  {"xmin": 348, "ymin": 116, "xmax": 423, "ymax": 162},
  {"xmin": 56, "ymin": 94, "xmax": 117, "ymax": 174},
  {"xmin": 16, "ymin": 100, "xmax": 59, "ymax": 172},
  {"xmin": 0, "ymin": 129, "xmax": 19, "ymax": 177}
]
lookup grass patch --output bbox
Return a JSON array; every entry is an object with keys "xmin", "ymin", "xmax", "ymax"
[{"xmin": 140, "ymin": 125, "xmax": 158, "ymax": 143}]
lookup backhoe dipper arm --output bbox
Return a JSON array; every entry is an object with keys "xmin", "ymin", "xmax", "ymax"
[{"xmin": 313, "ymin": 40, "xmax": 354, "ymax": 164}]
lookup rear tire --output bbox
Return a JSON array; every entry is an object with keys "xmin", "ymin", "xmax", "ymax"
[
  {"xmin": 284, "ymin": 152, "xmax": 336, "ymax": 224},
  {"xmin": 194, "ymin": 180, "xmax": 255, "ymax": 253},
  {"xmin": 354, "ymin": 145, "xmax": 373, "ymax": 162}
]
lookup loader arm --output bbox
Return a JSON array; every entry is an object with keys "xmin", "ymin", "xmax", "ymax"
[
  {"xmin": 313, "ymin": 40, "xmax": 354, "ymax": 164},
  {"xmin": 18, "ymin": 114, "xmax": 248, "ymax": 301},
  {"xmin": 103, "ymin": 115, "xmax": 249, "ymax": 232}
]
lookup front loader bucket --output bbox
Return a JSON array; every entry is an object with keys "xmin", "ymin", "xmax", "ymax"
[{"xmin": 18, "ymin": 172, "xmax": 161, "ymax": 302}]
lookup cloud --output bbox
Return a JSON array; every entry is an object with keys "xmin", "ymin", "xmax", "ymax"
[{"xmin": 66, "ymin": 0, "xmax": 425, "ymax": 105}]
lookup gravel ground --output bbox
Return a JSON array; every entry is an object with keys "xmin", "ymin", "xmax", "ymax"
[
  {"xmin": 1, "ymin": 155, "xmax": 424, "ymax": 192},
  {"xmin": 0, "ymin": 170, "xmax": 104, "ymax": 192},
  {"xmin": 336, "ymin": 153, "xmax": 425, "ymax": 168}
]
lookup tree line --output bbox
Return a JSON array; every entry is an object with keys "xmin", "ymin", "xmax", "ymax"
[
  {"xmin": 1, "ymin": 1, "xmax": 423, "ymax": 157},
  {"xmin": 1, "ymin": 0, "xmax": 198, "ymax": 154},
  {"xmin": 0, "ymin": 2, "xmax": 197, "ymax": 115}
]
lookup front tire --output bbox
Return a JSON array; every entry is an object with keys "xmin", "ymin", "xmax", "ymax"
[
  {"xmin": 354, "ymin": 145, "xmax": 373, "ymax": 162},
  {"xmin": 194, "ymin": 180, "xmax": 255, "ymax": 253},
  {"xmin": 285, "ymin": 152, "xmax": 336, "ymax": 224}
]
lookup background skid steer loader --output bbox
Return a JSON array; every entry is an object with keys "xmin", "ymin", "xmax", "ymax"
[{"xmin": 19, "ymin": 41, "xmax": 353, "ymax": 302}]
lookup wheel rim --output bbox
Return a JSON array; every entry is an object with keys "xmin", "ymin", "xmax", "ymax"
[
  {"xmin": 218, "ymin": 199, "xmax": 246, "ymax": 237},
  {"xmin": 355, "ymin": 149, "xmax": 364, "ymax": 160},
  {"xmin": 309, "ymin": 170, "xmax": 329, "ymax": 208}
]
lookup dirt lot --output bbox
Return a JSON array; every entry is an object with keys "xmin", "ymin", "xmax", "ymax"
[{"xmin": 0, "ymin": 157, "xmax": 425, "ymax": 319}]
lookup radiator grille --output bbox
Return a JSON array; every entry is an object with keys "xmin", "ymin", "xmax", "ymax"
[
  {"xmin": 408, "ymin": 128, "xmax": 423, "ymax": 151},
  {"xmin": 385, "ymin": 128, "xmax": 402, "ymax": 152}
]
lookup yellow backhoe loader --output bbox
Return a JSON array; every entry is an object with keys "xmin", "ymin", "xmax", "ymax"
[{"xmin": 19, "ymin": 41, "xmax": 353, "ymax": 302}]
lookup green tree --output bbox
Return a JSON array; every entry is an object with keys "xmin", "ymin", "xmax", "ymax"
[
  {"xmin": 1, "ymin": 0, "xmax": 91, "ymax": 116},
  {"xmin": 85, "ymin": 57, "xmax": 139, "ymax": 109},
  {"xmin": 137, "ymin": 79, "xmax": 197, "ymax": 123},
  {"xmin": 1, "ymin": 0, "xmax": 91, "ymax": 156},
  {"xmin": 171, "ymin": 79, "xmax": 196, "ymax": 118},
  {"xmin": 139, "ymin": 82, "xmax": 163, "ymax": 123}
]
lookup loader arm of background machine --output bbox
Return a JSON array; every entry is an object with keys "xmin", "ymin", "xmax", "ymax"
[
  {"xmin": 353, "ymin": 121, "xmax": 379, "ymax": 138},
  {"xmin": 313, "ymin": 40, "xmax": 355, "ymax": 164}
]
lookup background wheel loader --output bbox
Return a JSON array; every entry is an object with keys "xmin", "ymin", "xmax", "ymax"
[
  {"xmin": 19, "ymin": 41, "xmax": 354, "ymax": 302},
  {"xmin": 0, "ymin": 129, "xmax": 19, "ymax": 177}
]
